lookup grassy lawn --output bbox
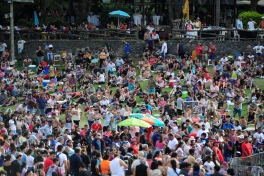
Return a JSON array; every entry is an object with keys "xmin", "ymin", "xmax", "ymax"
[{"xmin": 3, "ymin": 61, "xmax": 263, "ymax": 129}]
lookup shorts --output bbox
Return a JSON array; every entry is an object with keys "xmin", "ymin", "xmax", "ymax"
[
  {"xmin": 197, "ymin": 55, "xmax": 202, "ymax": 61},
  {"xmin": 256, "ymin": 53, "xmax": 262, "ymax": 57},
  {"xmin": 18, "ymin": 48, "xmax": 23, "ymax": 54},
  {"xmin": 177, "ymin": 109, "xmax": 183, "ymax": 115},
  {"xmin": 210, "ymin": 53, "xmax": 216, "ymax": 59}
]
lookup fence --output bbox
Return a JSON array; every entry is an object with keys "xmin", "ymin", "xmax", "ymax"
[
  {"xmin": 171, "ymin": 28, "xmax": 264, "ymax": 41},
  {"xmin": 1, "ymin": 28, "xmax": 264, "ymax": 41},
  {"xmin": 230, "ymin": 152, "xmax": 264, "ymax": 176}
]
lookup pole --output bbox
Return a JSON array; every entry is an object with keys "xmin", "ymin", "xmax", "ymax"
[{"xmin": 10, "ymin": 1, "xmax": 15, "ymax": 61}]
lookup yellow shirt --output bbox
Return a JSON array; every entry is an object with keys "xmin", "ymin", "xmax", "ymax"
[{"xmin": 49, "ymin": 65, "xmax": 55, "ymax": 77}]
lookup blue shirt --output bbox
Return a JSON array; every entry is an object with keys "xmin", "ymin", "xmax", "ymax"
[
  {"xmin": 222, "ymin": 123, "xmax": 234, "ymax": 130},
  {"xmin": 92, "ymin": 139, "xmax": 101, "ymax": 151},
  {"xmin": 128, "ymin": 83, "xmax": 135, "ymax": 91},
  {"xmin": 186, "ymin": 97, "xmax": 194, "ymax": 101},
  {"xmin": 37, "ymin": 98, "xmax": 47, "ymax": 109},
  {"xmin": 152, "ymin": 132, "xmax": 160, "ymax": 147}
]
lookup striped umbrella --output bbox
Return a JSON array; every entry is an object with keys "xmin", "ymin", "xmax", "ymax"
[{"xmin": 130, "ymin": 113, "xmax": 165, "ymax": 127}]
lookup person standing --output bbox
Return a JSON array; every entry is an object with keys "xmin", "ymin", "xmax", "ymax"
[
  {"xmin": 56, "ymin": 145, "xmax": 68, "ymax": 176},
  {"xmin": 17, "ymin": 38, "xmax": 26, "ymax": 55},
  {"xmin": 247, "ymin": 18, "xmax": 256, "ymax": 30},
  {"xmin": 209, "ymin": 42, "xmax": 217, "ymax": 63},
  {"xmin": 176, "ymin": 41, "xmax": 185, "ymax": 58},
  {"xmin": 241, "ymin": 136, "xmax": 253, "ymax": 158},
  {"xmin": 160, "ymin": 40, "xmax": 168, "ymax": 58},
  {"xmin": 110, "ymin": 154, "xmax": 128, "ymax": 176},
  {"xmin": 0, "ymin": 40, "xmax": 7, "ymax": 57},
  {"xmin": 259, "ymin": 17, "xmax": 264, "ymax": 30},
  {"xmin": 236, "ymin": 17, "xmax": 243, "ymax": 30},
  {"xmin": 37, "ymin": 94, "xmax": 47, "ymax": 115},
  {"xmin": 253, "ymin": 42, "xmax": 264, "ymax": 64},
  {"xmin": 195, "ymin": 43, "xmax": 204, "ymax": 64},
  {"xmin": 10, "ymin": 152, "xmax": 22, "ymax": 176},
  {"xmin": 36, "ymin": 46, "xmax": 45, "ymax": 64},
  {"xmin": 69, "ymin": 147, "xmax": 82, "ymax": 176}
]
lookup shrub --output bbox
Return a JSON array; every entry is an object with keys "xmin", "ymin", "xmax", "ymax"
[
  {"xmin": 17, "ymin": 19, "xmax": 33, "ymax": 27},
  {"xmin": 46, "ymin": 17, "xmax": 66, "ymax": 28},
  {"xmin": 238, "ymin": 11, "xmax": 263, "ymax": 29}
]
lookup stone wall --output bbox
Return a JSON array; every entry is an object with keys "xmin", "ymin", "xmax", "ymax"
[{"xmin": 5, "ymin": 39, "xmax": 261, "ymax": 59}]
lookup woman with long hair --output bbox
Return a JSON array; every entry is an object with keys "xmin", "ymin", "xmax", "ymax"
[
  {"xmin": 190, "ymin": 163, "xmax": 204, "ymax": 176},
  {"xmin": 167, "ymin": 159, "xmax": 181, "ymax": 176}
]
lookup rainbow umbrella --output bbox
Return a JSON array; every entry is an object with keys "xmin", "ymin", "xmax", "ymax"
[
  {"xmin": 118, "ymin": 118, "xmax": 151, "ymax": 128},
  {"xmin": 130, "ymin": 113, "xmax": 165, "ymax": 127}
]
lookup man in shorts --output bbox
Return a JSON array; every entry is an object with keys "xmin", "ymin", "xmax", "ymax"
[
  {"xmin": 195, "ymin": 43, "xmax": 203, "ymax": 63},
  {"xmin": 209, "ymin": 42, "xmax": 217, "ymax": 63}
]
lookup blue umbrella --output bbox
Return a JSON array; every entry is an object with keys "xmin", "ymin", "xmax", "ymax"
[
  {"xmin": 109, "ymin": 10, "xmax": 130, "ymax": 25},
  {"xmin": 34, "ymin": 11, "xmax": 39, "ymax": 26}
]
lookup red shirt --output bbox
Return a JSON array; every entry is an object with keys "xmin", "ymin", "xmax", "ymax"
[
  {"xmin": 130, "ymin": 143, "xmax": 139, "ymax": 154},
  {"xmin": 212, "ymin": 146, "xmax": 224, "ymax": 163},
  {"xmin": 195, "ymin": 46, "xmax": 204, "ymax": 56},
  {"xmin": 44, "ymin": 157, "xmax": 53, "ymax": 173},
  {"xmin": 241, "ymin": 142, "xmax": 253, "ymax": 157},
  {"xmin": 91, "ymin": 123, "xmax": 102, "ymax": 131},
  {"xmin": 80, "ymin": 129, "xmax": 87, "ymax": 139},
  {"xmin": 209, "ymin": 45, "xmax": 216, "ymax": 54}
]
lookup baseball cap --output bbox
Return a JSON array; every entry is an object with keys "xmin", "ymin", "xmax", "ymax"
[{"xmin": 15, "ymin": 152, "xmax": 23, "ymax": 158}]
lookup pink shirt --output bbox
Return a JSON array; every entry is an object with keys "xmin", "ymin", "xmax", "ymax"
[
  {"xmin": 159, "ymin": 101, "xmax": 167, "ymax": 107},
  {"xmin": 191, "ymin": 116, "xmax": 200, "ymax": 123},
  {"xmin": 155, "ymin": 140, "xmax": 165, "ymax": 149}
]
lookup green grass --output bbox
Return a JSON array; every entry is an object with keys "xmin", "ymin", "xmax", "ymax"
[{"xmin": 4, "ymin": 61, "xmax": 264, "ymax": 129}]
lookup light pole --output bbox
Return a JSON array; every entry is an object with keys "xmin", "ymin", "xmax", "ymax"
[{"xmin": 8, "ymin": 0, "xmax": 15, "ymax": 61}]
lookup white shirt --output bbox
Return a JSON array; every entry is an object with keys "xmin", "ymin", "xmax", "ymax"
[
  {"xmin": 9, "ymin": 119, "xmax": 16, "ymax": 131},
  {"xmin": 197, "ymin": 129, "xmax": 209, "ymax": 138},
  {"xmin": 168, "ymin": 138, "xmax": 178, "ymax": 150},
  {"xmin": 161, "ymin": 42, "xmax": 168, "ymax": 53},
  {"xmin": 0, "ymin": 42, "xmax": 7, "ymax": 52},
  {"xmin": 57, "ymin": 152, "xmax": 67, "ymax": 173},
  {"xmin": 248, "ymin": 21, "xmax": 256, "ymax": 30},
  {"xmin": 253, "ymin": 132, "xmax": 264, "ymax": 143},
  {"xmin": 236, "ymin": 19, "xmax": 243, "ymax": 29},
  {"xmin": 71, "ymin": 108, "xmax": 82, "ymax": 121},
  {"xmin": 17, "ymin": 40, "xmax": 26, "ymax": 49},
  {"xmin": 99, "ymin": 74, "xmax": 105, "ymax": 82},
  {"xmin": 253, "ymin": 45, "xmax": 264, "ymax": 54},
  {"xmin": 200, "ymin": 122, "xmax": 211, "ymax": 131},
  {"xmin": 146, "ymin": 26, "xmax": 154, "ymax": 33},
  {"xmin": 100, "ymin": 99, "xmax": 109, "ymax": 106},
  {"xmin": 204, "ymin": 161, "xmax": 215, "ymax": 174},
  {"xmin": 26, "ymin": 155, "xmax": 34, "ymax": 168},
  {"xmin": 167, "ymin": 167, "xmax": 181, "ymax": 176},
  {"xmin": 220, "ymin": 57, "xmax": 228, "ymax": 65},
  {"xmin": 110, "ymin": 158, "xmax": 125, "ymax": 176},
  {"xmin": 248, "ymin": 54, "xmax": 255, "ymax": 60},
  {"xmin": 131, "ymin": 159, "xmax": 149, "ymax": 169},
  {"xmin": 108, "ymin": 62, "xmax": 116, "ymax": 69},
  {"xmin": 152, "ymin": 34, "xmax": 159, "ymax": 40},
  {"xmin": 16, "ymin": 104, "xmax": 27, "ymax": 112}
]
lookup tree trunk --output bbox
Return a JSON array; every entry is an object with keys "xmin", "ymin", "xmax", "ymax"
[
  {"xmin": 251, "ymin": 0, "xmax": 259, "ymax": 11},
  {"xmin": 167, "ymin": 0, "xmax": 174, "ymax": 27},
  {"xmin": 40, "ymin": 0, "xmax": 47, "ymax": 24},
  {"xmin": 87, "ymin": 0, "xmax": 92, "ymax": 16},
  {"xmin": 78, "ymin": 0, "xmax": 86, "ymax": 23},
  {"xmin": 215, "ymin": 0, "xmax": 220, "ymax": 26}
]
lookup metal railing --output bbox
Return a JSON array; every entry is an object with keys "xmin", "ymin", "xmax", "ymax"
[
  {"xmin": 230, "ymin": 152, "xmax": 264, "ymax": 176},
  {"xmin": 171, "ymin": 28, "xmax": 264, "ymax": 41},
  {"xmin": 1, "ymin": 28, "xmax": 264, "ymax": 41}
]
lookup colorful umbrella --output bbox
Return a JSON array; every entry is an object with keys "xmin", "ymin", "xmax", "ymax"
[
  {"xmin": 109, "ymin": 10, "xmax": 130, "ymax": 25},
  {"xmin": 34, "ymin": 11, "xmax": 39, "ymax": 26},
  {"xmin": 130, "ymin": 113, "xmax": 165, "ymax": 127},
  {"xmin": 118, "ymin": 118, "xmax": 151, "ymax": 128}
]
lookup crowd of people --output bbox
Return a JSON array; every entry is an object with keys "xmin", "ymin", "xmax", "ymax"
[{"xmin": 0, "ymin": 36, "xmax": 264, "ymax": 176}]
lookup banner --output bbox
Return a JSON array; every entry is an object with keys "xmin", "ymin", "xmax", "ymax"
[
  {"xmin": 182, "ymin": 0, "xmax": 189, "ymax": 20},
  {"xmin": 13, "ymin": 0, "xmax": 34, "ymax": 2}
]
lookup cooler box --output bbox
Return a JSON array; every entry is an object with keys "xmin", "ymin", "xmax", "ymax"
[
  {"xmin": 43, "ymin": 80, "xmax": 50, "ymax": 87},
  {"xmin": 169, "ymin": 80, "xmax": 177, "ymax": 87},
  {"xmin": 182, "ymin": 91, "xmax": 188, "ymax": 99},
  {"xmin": 28, "ymin": 65, "xmax": 36, "ymax": 72}
]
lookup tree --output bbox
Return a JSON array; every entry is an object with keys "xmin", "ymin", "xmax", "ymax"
[
  {"xmin": 251, "ymin": 0, "xmax": 260, "ymax": 11},
  {"xmin": 167, "ymin": 0, "xmax": 174, "ymax": 27},
  {"xmin": 215, "ymin": 0, "xmax": 220, "ymax": 26}
]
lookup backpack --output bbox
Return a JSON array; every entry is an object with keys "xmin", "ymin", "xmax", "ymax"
[
  {"xmin": 46, "ymin": 165, "xmax": 61, "ymax": 176},
  {"xmin": 56, "ymin": 153, "xmax": 62, "ymax": 167}
]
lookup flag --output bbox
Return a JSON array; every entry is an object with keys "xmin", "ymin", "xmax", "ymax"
[{"xmin": 182, "ymin": 0, "xmax": 189, "ymax": 20}]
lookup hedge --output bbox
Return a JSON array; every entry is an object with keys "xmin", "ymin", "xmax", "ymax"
[{"xmin": 238, "ymin": 11, "xmax": 264, "ymax": 29}]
